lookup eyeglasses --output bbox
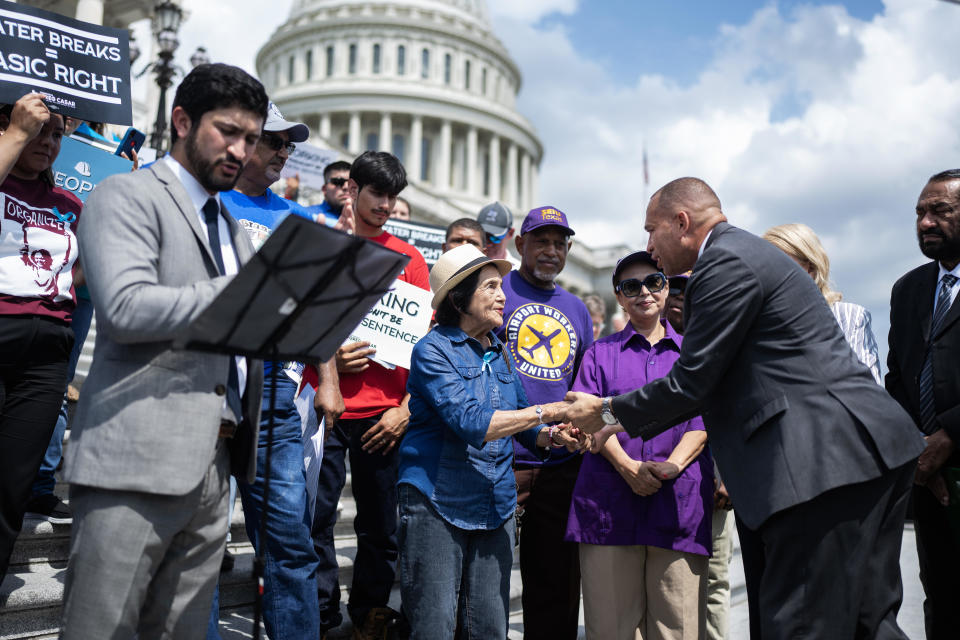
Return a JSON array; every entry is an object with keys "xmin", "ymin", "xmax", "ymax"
[
  {"xmin": 616, "ymin": 272, "xmax": 667, "ymax": 297},
  {"xmin": 260, "ymin": 133, "xmax": 296, "ymax": 154},
  {"xmin": 668, "ymin": 277, "xmax": 687, "ymax": 297},
  {"xmin": 327, "ymin": 177, "xmax": 348, "ymax": 187}
]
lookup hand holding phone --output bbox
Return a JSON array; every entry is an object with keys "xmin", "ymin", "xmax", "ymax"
[{"xmin": 115, "ymin": 127, "xmax": 146, "ymax": 158}]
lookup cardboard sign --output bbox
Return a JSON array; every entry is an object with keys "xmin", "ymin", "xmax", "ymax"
[
  {"xmin": 0, "ymin": 0, "xmax": 132, "ymax": 124},
  {"xmin": 346, "ymin": 279, "xmax": 432, "ymax": 370},
  {"xmin": 52, "ymin": 136, "xmax": 132, "ymax": 202},
  {"xmin": 280, "ymin": 141, "xmax": 340, "ymax": 191},
  {"xmin": 383, "ymin": 219, "xmax": 446, "ymax": 266}
]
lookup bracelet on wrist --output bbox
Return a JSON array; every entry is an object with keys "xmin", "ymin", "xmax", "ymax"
[{"xmin": 549, "ymin": 425, "xmax": 565, "ymax": 447}]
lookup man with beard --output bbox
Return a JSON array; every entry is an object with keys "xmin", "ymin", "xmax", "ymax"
[
  {"xmin": 887, "ymin": 169, "xmax": 960, "ymax": 639},
  {"xmin": 563, "ymin": 177, "xmax": 924, "ymax": 639},
  {"xmin": 312, "ymin": 151, "xmax": 429, "ymax": 639},
  {"xmin": 60, "ymin": 64, "xmax": 268, "ymax": 638},
  {"xmin": 217, "ymin": 102, "xmax": 343, "ymax": 639},
  {"xmin": 496, "ymin": 206, "xmax": 593, "ymax": 640}
]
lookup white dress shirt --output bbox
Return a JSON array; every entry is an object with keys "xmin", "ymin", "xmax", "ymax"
[{"xmin": 162, "ymin": 154, "xmax": 247, "ymax": 423}]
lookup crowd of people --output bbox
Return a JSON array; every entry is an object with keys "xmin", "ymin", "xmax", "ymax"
[{"xmin": 0, "ymin": 60, "xmax": 958, "ymax": 640}]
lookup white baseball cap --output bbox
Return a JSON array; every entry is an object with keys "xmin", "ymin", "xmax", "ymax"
[{"xmin": 263, "ymin": 101, "xmax": 309, "ymax": 143}]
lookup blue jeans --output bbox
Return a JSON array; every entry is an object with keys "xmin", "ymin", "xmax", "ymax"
[
  {"xmin": 398, "ymin": 484, "xmax": 514, "ymax": 640},
  {"xmin": 31, "ymin": 296, "xmax": 93, "ymax": 498},
  {"xmin": 312, "ymin": 414, "xmax": 400, "ymax": 632},
  {"xmin": 235, "ymin": 371, "xmax": 320, "ymax": 640}
]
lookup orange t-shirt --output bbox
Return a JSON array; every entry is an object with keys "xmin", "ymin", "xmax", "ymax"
[{"xmin": 337, "ymin": 230, "xmax": 429, "ymax": 419}]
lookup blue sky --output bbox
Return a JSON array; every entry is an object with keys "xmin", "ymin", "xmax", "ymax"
[{"xmin": 538, "ymin": 0, "xmax": 884, "ymax": 87}]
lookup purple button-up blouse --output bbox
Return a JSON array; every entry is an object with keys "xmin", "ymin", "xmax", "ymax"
[{"xmin": 565, "ymin": 320, "xmax": 714, "ymax": 555}]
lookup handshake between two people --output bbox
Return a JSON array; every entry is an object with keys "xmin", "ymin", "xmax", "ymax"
[{"xmin": 539, "ymin": 391, "xmax": 634, "ymax": 457}]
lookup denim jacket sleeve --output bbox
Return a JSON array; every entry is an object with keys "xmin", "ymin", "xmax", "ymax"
[
  {"xmin": 508, "ymin": 369, "xmax": 549, "ymax": 457},
  {"xmin": 408, "ymin": 338, "xmax": 497, "ymax": 450}
]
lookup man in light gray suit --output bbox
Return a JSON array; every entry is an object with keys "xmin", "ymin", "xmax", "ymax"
[
  {"xmin": 564, "ymin": 178, "xmax": 926, "ymax": 639},
  {"xmin": 60, "ymin": 64, "xmax": 268, "ymax": 639}
]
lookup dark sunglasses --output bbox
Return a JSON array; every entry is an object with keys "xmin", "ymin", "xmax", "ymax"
[
  {"xmin": 327, "ymin": 177, "xmax": 348, "ymax": 187},
  {"xmin": 260, "ymin": 133, "xmax": 296, "ymax": 154},
  {"xmin": 616, "ymin": 272, "xmax": 667, "ymax": 297},
  {"xmin": 668, "ymin": 277, "xmax": 688, "ymax": 297}
]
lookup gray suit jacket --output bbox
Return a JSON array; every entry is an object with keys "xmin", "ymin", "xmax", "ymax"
[
  {"xmin": 65, "ymin": 161, "xmax": 264, "ymax": 495},
  {"xmin": 612, "ymin": 222, "xmax": 924, "ymax": 529}
]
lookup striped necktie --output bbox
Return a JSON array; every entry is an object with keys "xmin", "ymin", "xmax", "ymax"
[{"xmin": 917, "ymin": 273, "xmax": 958, "ymax": 433}]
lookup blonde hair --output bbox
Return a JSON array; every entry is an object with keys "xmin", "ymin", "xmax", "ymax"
[{"xmin": 763, "ymin": 223, "xmax": 842, "ymax": 305}]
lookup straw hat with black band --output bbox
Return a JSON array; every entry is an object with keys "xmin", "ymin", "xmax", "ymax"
[{"xmin": 429, "ymin": 244, "xmax": 512, "ymax": 309}]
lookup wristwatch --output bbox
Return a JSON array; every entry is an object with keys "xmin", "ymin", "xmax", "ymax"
[{"xmin": 601, "ymin": 397, "xmax": 618, "ymax": 425}]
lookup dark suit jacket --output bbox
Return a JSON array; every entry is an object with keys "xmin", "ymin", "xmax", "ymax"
[
  {"xmin": 611, "ymin": 222, "xmax": 925, "ymax": 528},
  {"xmin": 886, "ymin": 261, "xmax": 960, "ymax": 466}
]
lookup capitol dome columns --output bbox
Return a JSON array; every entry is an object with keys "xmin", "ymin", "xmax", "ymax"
[
  {"xmin": 466, "ymin": 126, "xmax": 479, "ymax": 196},
  {"xmin": 308, "ymin": 110, "xmax": 536, "ymax": 210},
  {"xmin": 379, "ymin": 113, "xmax": 392, "ymax": 161},
  {"xmin": 348, "ymin": 114, "xmax": 361, "ymax": 154},
  {"xmin": 410, "ymin": 116, "xmax": 423, "ymax": 180},
  {"xmin": 488, "ymin": 135, "xmax": 501, "ymax": 205}
]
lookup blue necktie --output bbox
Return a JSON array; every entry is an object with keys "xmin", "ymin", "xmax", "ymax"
[
  {"xmin": 917, "ymin": 273, "xmax": 957, "ymax": 433},
  {"xmin": 202, "ymin": 198, "xmax": 243, "ymax": 423}
]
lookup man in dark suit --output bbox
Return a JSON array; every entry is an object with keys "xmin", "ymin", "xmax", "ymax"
[
  {"xmin": 886, "ymin": 169, "xmax": 960, "ymax": 640},
  {"xmin": 564, "ymin": 177, "xmax": 926, "ymax": 639}
]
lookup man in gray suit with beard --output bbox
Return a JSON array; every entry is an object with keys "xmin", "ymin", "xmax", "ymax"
[
  {"xmin": 564, "ymin": 177, "xmax": 926, "ymax": 639},
  {"xmin": 60, "ymin": 64, "xmax": 267, "ymax": 639}
]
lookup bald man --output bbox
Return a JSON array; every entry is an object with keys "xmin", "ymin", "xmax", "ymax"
[{"xmin": 564, "ymin": 178, "xmax": 925, "ymax": 639}]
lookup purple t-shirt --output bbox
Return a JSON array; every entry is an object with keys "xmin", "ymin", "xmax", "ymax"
[
  {"xmin": 565, "ymin": 320, "xmax": 714, "ymax": 555},
  {"xmin": 496, "ymin": 270, "xmax": 593, "ymax": 466}
]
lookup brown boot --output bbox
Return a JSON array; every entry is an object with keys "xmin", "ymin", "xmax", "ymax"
[{"xmin": 351, "ymin": 607, "xmax": 406, "ymax": 640}]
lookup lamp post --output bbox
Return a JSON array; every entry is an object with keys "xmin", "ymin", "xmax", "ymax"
[
  {"xmin": 138, "ymin": 1, "xmax": 210, "ymax": 154},
  {"xmin": 147, "ymin": 0, "xmax": 183, "ymax": 152}
]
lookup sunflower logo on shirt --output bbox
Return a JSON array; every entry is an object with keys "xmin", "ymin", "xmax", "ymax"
[{"xmin": 505, "ymin": 303, "xmax": 579, "ymax": 381}]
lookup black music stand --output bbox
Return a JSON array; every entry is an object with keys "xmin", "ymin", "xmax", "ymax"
[{"xmin": 175, "ymin": 214, "xmax": 410, "ymax": 639}]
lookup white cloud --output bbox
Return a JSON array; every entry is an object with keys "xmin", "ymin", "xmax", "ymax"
[
  {"xmin": 486, "ymin": 0, "xmax": 577, "ymax": 22},
  {"xmin": 493, "ymin": 0, "xmax": 960, "ymax": 367}
]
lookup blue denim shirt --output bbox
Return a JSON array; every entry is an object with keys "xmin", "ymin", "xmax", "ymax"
[{"xmin": 399, "ymin": 325, "xmax": 543, "ymax": 530}]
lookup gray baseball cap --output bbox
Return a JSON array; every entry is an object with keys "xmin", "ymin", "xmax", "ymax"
[{"xmin": 477, "ymin": 202, "xmax": 513, "ymax": 237}]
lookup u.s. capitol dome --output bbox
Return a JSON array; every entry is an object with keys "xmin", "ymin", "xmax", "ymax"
[{"xmin": 255, "ymin": 0, "xmax": 543, "ymax": 222}]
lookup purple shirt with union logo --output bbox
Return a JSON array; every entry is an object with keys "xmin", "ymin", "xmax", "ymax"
[
  {"xmin": 496, "ymin": 270, "xmax": 593, "ymax": 466},
  {"xmin": 565, "ymin": 320, "xmax": 713, "ymax": 555}
]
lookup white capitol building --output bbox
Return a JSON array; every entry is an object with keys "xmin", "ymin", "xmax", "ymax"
[
  {"xmin": 257, "ymin": 0, "xmax": 542, "ymax": 219},
  {"xmin": 257, "ymin": 0, "xmax": 628, "ymax": 294}
]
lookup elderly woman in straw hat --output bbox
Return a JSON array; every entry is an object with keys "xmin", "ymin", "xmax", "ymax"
[{"xmin": 397, "ymin": 244, "xmax": 582, "ymax": 639}]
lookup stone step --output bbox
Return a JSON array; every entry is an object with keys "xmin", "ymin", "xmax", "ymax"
[
  {"xmin": 2, "ymin": 469, "xmax": 360, "ymax": 640},
  {"xmin": 1, "ymin": 524, "xmax": 364, "ymax": 640},
  {"xmin": 212, "ymin": 558, "xmax": 526, "ymax": 639},
  {"xmin": 10, "ymin": 470, "xmax": 355, "ymax": 571}
]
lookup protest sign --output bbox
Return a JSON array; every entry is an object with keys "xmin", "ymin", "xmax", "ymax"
[
  {"xmin": 383, "ymin": 219, "xmax": 446, "ymax": 266},
  {"xmin": 346, "ymin": 279, "xmax": 433, "ymax": 370},
  {"xmin": 52, "ymin": 136, "xmax": 131, "ymax": 202},
  {"xmin": 0, "ymin": 0, "xmax": 132, "ymax": 124},
  {"xmin": 280, "ymin": 141, "xmax": 340, "ymax": 191}
]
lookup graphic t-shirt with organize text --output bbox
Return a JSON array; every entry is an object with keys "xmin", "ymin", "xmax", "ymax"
[{"xmin": 0, "ymin": 175, "xmax": 82, "ymax": 321}]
